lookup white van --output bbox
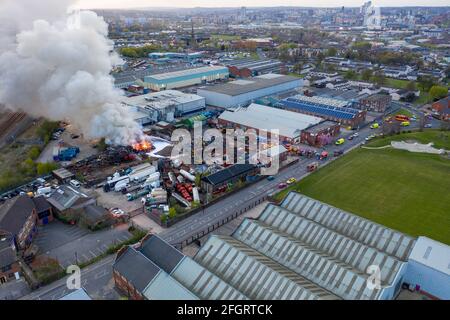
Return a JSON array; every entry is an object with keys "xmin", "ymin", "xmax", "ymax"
[
  {"xmin": 69, "ymin": 179, "xmax": 81, "ymax": 188},
  {"xmin": 36, "ymin": 186, "xmax": 52, "ymax": 197}
]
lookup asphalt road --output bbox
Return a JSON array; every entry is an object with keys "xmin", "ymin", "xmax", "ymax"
[{"xmin": 21, "ymin": 255, "xmax": 118, "ymax": 300}]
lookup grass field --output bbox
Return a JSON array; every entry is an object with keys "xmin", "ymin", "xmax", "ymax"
[{"xmin": 275, "ymin": 131, "xmax": 450, "ymax": 244}]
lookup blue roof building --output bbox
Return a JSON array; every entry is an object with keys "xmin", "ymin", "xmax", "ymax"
[{"xmin": 280, "ymin": 95, "xmax": 366, "ymax": 126}]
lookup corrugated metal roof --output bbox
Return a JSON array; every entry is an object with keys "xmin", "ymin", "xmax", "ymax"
[
  {"xmin": 143, "ymin": 271, "xmax": 199, "ymax": 300},
  {"xmin": 281, "ymin": 192, "xmax": 416, "ymax": 261},
  {"xmin": 218, "ymin": 103, "xmax": 323, "ymax": 139},
  {"xmin": 195, "ymin": 235, "xmax": 339, "ymax": 300},
  {"xmin": 198, "ymin": 75, "xmax": 300, "ymax": 96},
  {"xmin": 171, "ymin": 256, "xmax": 248, "ymax": 300}
]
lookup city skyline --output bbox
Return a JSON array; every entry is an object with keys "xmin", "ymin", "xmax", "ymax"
[{"xmin": 74, "ymin": 0, "xmax": 450, "ymax": 9}]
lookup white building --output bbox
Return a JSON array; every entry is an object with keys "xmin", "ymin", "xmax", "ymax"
[
  {"xmin": 218, "ymin": 103, "xmax": 322, "ymax": 143},
  {"xmin": 404, "ymin": 237, "xmax": 450, "ymax": 300},
  {"xmin": 197, "ymin": 74, "xmax": 302, "ymax": 109},
  {"xmin": 121, "ymin": 90, "xmax": 206, "ymax": 123},
  {"xmin": 142, "ymin": 66, "xmax": 229, "ymax": 91}
]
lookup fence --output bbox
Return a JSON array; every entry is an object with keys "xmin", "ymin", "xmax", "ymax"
[{"xmin": 172, "ymin": 195, "xmax": 268, "ymax": 250}]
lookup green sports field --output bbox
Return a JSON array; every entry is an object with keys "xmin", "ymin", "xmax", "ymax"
[{"xmin": 275, "ymin": 131, "xmax": 450, "ymax": 244}]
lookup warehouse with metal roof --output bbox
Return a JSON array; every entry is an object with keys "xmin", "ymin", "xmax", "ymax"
[
  {"xmin": 218, "ymin": 103, "xmax": 323, "ymax": 142},
  {"xmin": 281, "ymin": 95, "xmax": 367, "ymax": 126},
  {"xmin": 197, "ymin": 74, "xmax": 302, "ymax": 108},
  {"xmin": 114, "ymin": 192, "xmax": 416, "ymax": 300},
  {"xmin": 121, "ymin": 90, "xmax": 206, "ymax": 123},
  {"xmin": 142, "ymin": 66, "xmax": 229, "ymax": 91}
]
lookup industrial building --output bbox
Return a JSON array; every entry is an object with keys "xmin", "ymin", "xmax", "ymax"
[
  {"xmin": 360, "ymin": 93, "xmax": 392, "ymax": 113},
  {"xmin": 227, "ymin": 59, "xmax": 286, "ymax": 78},
  {"xmin": 281, "ymin": 95, "xmax": 367, "ymax": 127},
  {"xmin": 201, "ymin": 164, "xmax": 258, "ymax": 196},
  {"xmin": 403, "ymin": 237, "xmax": 450, "ymax": 300},
  {"xmin": 218, "ymin": 103, "xmax": 323, "ymax": 143},
  {"xmin": 142, "ymin": 66, "xmax": 229, "ymax": 91},
  {"xmin": 114, "ymin": 192, "xmax": 416, "ymax": 300},
  {"xmin": 121, "ymin": 90, "xmax": 206, "ymax": 124},
  {"xmin": 197, "ymin": 74, "xmax": 302, "ymax": 109},
  {"xmin": 300, "ymin": 120, "xmax": 341, "ymax": 147}
]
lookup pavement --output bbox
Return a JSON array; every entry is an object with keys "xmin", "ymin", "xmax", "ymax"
[
  {"xmin": 20, "ymin": 255, "xmax": 120, "ymax": 300},
  {"xmin": 34, "ymin": 221, "xmax": 132, "ymax": 268},
  {"xmin": 37, "ymin": 126, "xmax": 98, "ymax": 163},
  {"xmin": 0, "ymin": 279, "xmax": 31, "ymax": 300}
]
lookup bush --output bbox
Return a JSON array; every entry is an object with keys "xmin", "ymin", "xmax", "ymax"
[
  {"xmin": 36, "ymin": 162, "xmax": 58, "ymax": 175},
  {"xmin": 28, "ymin": 146, "xmax": 41, "ymax": 160}
]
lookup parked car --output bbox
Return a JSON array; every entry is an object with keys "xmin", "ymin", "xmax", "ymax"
[
  {"xmin": 424, "ymin": 123, "xmax": 432, "ymax": 128},
  {"xmin": 278, "ymin": 183, "xmax": 287, "ymax": 189},
  {"xmin": 69, "ymin": 179, "xmax": 81, "ymax": 188}
]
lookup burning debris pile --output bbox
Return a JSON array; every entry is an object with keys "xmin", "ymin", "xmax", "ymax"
[
  {"xmin": 132, "ymin": 140, "xmax": 153, "ymax": 152},
  {"xmin": 0, "ymin": 0, "xmax": 144, "ymax": 145}
]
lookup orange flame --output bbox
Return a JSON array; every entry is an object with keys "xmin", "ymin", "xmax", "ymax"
[{"xmin": 132, "ymin": 140, "xmax": 152, "ymax": 151}]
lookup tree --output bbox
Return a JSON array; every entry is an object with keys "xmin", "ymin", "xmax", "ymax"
[
  {"xmin": 417, "ymin": 75, "xmax": 437, "ymax": 92},
  {"xmin": 405, "ymin": 81, "xmax": 417, "ymax": 92},
  {"xmin": 326, "ymin": 47, "xmax": 337, "ymax": 57},
  {"xmin": 293, "ymin": 62, "xmax": 303, "ymax": 73},
  {"xmin": 344, "ymin": 70, "xmax": 357, "ymax": 80},
  {"xmin": 429, "ymin": 85, "xmax": 448, "ymax": 101},
  {"xmin": 195, "ymin": 173, "xmax": 202, "ymax": 187},
  {"xmin": 168, "ymin": 207, "xmax": 177, "ymax": 219},
  {"xmin": 22, "ymin": 158, "xmax": 36, "ymax": 176},
  {"xmin": 36, "ymin": 162, "xmax": 58, "ymax": 175},
  {"xmin": 373, "ymin": 71, "xmax": 386, "ymax": 86},
  {"xmin": 361, "ymin": 69, "xmax": 373, "ymax": 81},
  {"xmin": 28, "ymin": 146, "xmax": 41, "ymax": 160}
]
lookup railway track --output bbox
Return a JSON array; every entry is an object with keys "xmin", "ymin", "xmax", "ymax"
[{"xmin": 0, "ymin": 111, "xmax": 26, "ymax": 139}]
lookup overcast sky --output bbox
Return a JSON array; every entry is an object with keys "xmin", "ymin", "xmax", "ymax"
[{"xmin": 74, "ymin": 0, "xmax": 450, "ymax": 9}]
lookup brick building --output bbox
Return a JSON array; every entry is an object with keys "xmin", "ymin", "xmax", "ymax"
[
  {"xmin": 432, "ymin": 96, "xmax": 450, "ymax": 121},
  {"xmin": 300, "ymin": 121, "xmax": 341, "ymax": 147},
  {"xmin": 0, "ymin": 235, "xmax": 20, "ymax": 285},
  {"xmin": 360, "ymin": 93, "xmax": 392, "ymax": 113}
]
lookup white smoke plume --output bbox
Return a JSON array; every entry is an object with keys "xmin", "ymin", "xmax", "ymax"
[{"xmin": 0, "ymin": 0, "xmax": 144, "ymax": 145}]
